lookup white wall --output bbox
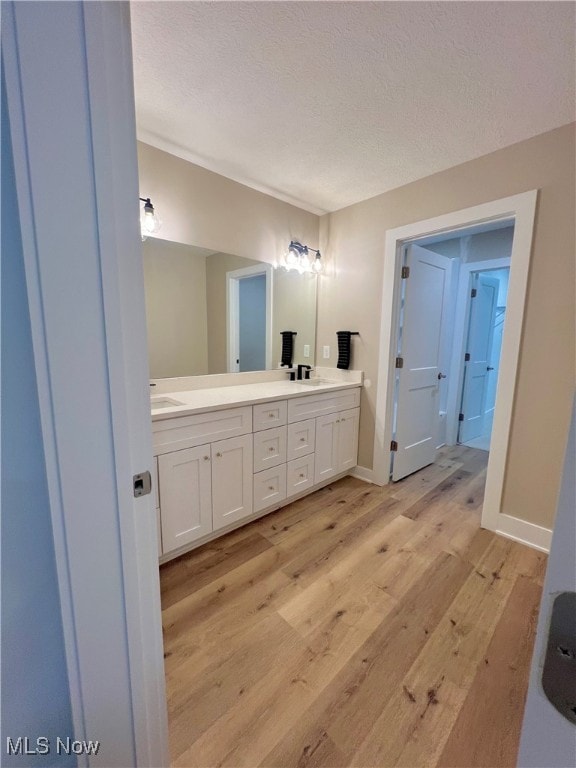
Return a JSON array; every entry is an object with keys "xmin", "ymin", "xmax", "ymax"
[
  {"xmin": 143, "ymin": 239, "xmax": 209, "ymax": 377},
  {"xmin": 318, "ymin": 125, "xmax": 575, "ymax": 531}
]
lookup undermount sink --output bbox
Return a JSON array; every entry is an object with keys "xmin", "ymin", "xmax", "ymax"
[
  {"xmin": 150, "ymin": 396, "xmax": 185, "ymax": 409},
  {"xmin": 299, "ymin": 378, "xmax": 335, "ymax": 387}
]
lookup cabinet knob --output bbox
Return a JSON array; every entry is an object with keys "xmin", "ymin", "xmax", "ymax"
[
  {"xmin": 300, "ymin": 437, "xmax": 306, "ymax": 442},
  {"xmin": 299, "ymin": 473, "xmax": 305, "ymax": 478},
  {"xmin": 269, "ymin": 412, "xmax": 275, "ymax": 418},
  {"xmin": 203, "ymin": 456, "xmax": 210, "ymax": 462},
  {"xmin": 341, "ymin": 417, "xmax": 346, "ymax": 422},
  {"xmin": 268, "ymin": 486, "xmax": 275, "ymax": 491},
  {"xmin": 336, "ymin": 419, "xmax": 340, "ymax": 423},
  {"xmin": 216, "ymin": 452, "xmax": 222, "ymax": 458},
  {"xmin": 269, "ymin": 446, "xmax": 275, "ymax": 452}
]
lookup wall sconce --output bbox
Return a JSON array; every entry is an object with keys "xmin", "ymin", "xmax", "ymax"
[
  {"xmin": 282, "ymin": 240, "xmax": 323, "ymax": 274},
  {"xmin": 140, "ymin": 197, "xmax": 161, "ymax": 241}
]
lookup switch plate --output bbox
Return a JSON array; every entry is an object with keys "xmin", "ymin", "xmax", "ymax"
[
  {"xmin": 303, "ymin": 344, "xmax": 310, "ymax": 358},
  {"xmin": 323, "ymin": 345, "xmax": 330, "ymax": 359}
]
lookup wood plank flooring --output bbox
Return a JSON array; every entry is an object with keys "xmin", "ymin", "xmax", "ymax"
[{"xmin": 160, "ymin": 447, "xmax": 546, "ymax": 768}]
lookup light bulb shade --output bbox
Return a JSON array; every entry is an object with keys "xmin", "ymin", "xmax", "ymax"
[
  {"xmin": 282, "ymin": 241, "xmax": 321, "ymax": 274},
  {"xmin": 286, "ymin": 245, "xmax": 299, "ymax": 268},
  {"xmin": 140, "ymin": 197, "xmax": 161, "ymax": 241}
]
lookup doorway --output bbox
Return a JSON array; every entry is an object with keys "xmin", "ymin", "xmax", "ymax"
[
  {"xmin": 388, "ymin": 226, "xmax": 512, "ymax": 480},
  {"xmin": 227, "ymin": 263, "xmax": 273, "ymax": 372},
  {"xmin": 373, "ymin": 191, "xmax": 538, "ymax": 544},
  {"xmin": 458, "ymin": 267, "xmax": 510, "ymax": 451}
]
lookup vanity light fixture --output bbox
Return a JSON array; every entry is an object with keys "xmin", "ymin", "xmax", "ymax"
[
  {"xmin": 283, "ymin": 240, "xmax": 323, "ymax": 274},
  {"xmin": 139, "ymin": 196, "xmax": 161, "ymax": 241}
]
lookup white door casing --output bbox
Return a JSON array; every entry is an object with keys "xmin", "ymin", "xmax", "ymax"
[
  {"xmin": 3, "ymin": 2, "xmax": 169, "ymax": 765},
  {"xmin": 374, "ymin": 191, "xmax": 541, "ymax": 547},
  {"xmin": 459, "ymin": 273, "xmax": 499, "ymax": 443},
  {"xmin": 392, "ymin": 244, "xmax": 454, "ymax": 481}
]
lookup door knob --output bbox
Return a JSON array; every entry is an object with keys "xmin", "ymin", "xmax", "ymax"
[
  {"xmin": 437, "ymin": 373, "xmax": 447, "ymax": 380},
  {"xmin": 487, "ymin": 366, "xmax": 494, "ymax": 371}
]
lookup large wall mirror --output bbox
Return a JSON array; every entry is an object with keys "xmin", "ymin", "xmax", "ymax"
[{"xmin": 143, "ymin": 238, "xmax": 317, "ymax": 378}]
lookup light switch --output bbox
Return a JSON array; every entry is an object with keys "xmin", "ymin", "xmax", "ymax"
[
  {"xmin": 303, "ymin": 344, "xmax": 310, "ymax": 358},
  {"xmin": 323, "ymin": 345, "xmax": 330, "ymax": 359}
]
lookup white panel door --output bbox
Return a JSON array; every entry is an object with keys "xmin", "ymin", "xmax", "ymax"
[
  {"xmin": 459, "ymin": 274, "xmax": 499, "ymax": 443},
  {"xmin": 393, "ymin": 244, "xmax": 453, "ymax": 481},
  {"xmin": 337, "ymin": 408, "xmax": 360, "ymax": 472},
  {"xmin": 158, "ymin": 445, "xmax": 212, "ymax": 553},
  {"xmin": 314, "ymin": 412, "xmax": 339, "ymax": 484},
  {"xmin": 212, "ymin": 434, "xmax": 253, "ymax": 530}
]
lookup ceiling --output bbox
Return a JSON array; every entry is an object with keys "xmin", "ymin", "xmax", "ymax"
[{"xmin": 131, "ymin": 1, "xmax": 575, "ymax": 215}]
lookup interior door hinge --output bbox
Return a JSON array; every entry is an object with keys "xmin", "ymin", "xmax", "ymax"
[
  {"xmin": 464, "ymin": 352, "xmax": 471, "ymax": 362},
  {"xmin": 401, "ymin": 266, "xmax": 410, "ymax": 279},
  {"xmin": 390, "ymin": 440, "xmax": 398, "ymax": 451},
  {"xmin": 395, "ymin": 356, "xmax": 404, "ymax": 369},
  {"xmin": 470, "ymin": 288, "xmax": 477, "ymax": 298},
  {"xmin": 458, "ymin": 413, "xmax": 464, "ymax": 422}
]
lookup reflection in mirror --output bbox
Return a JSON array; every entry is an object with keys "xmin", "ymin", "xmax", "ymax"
[{"xmin": 143, "ymin": 238, "xmax": 317, "ymax": 378}]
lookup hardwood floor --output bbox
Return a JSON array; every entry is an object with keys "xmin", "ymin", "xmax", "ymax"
[{"xmin": 160, "ymin": 446, "xmax": 546, "ymax": 768}]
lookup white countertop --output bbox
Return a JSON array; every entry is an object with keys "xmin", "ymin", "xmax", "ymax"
[{"xmin": 151, "ymin": 377, "xmax": 361, "ymax": 421}]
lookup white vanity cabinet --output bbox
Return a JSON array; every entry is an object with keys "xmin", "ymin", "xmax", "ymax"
[
  {"xmin": 158, "ymin": 445, "xmax": 212, "ymax": 552},
  {"xmin": 314, "ymin": 407, "xmax": 360, "ymax": 484},
  {"xmin": 211, "ymin": 434, "xmax": 253, "ymax": 531},
  {"xmin": 153, "ymin": 385, "xmax": 361, "ymax": 563}
]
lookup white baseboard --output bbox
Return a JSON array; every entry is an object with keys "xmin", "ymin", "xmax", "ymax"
[
  {"xmin": 349, "ymin": 465, "xmax": 378, "ymax": 485},
  {"xmin": 495, "ymin": 513, "xmax": 552, "ymax": 554}
]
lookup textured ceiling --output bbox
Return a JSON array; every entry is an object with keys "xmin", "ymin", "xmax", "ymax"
[{"xmin": 131, "ymin": 1, "xmax": 575, "ymax": 214}]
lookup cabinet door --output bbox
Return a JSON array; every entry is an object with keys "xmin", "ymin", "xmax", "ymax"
[
  {"xmin": 314, "ymin": 412, "xmax": 339, "ymax": 484},
  {"xmin": 337, "ymin": 407, "xmax": 360, "ymax": 472},
  {"xmin": 158, "ymin": 445, "xmax": 212, "ymax": 554},
  {"xmin": 212, "ymin": 434, "xmax": 253, "ymax": 531}
]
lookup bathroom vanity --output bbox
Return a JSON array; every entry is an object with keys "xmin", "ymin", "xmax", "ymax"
[{"xmin": 151, "ymin": 373, "xmax": 362, "ymax": 562}]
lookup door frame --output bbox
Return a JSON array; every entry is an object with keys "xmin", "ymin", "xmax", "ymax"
[
  {"xmin": 446, "ymin": 257, "xmax": 511, "ymax": 446},
  {"xmin": 226, "ymin": 263, "xmax": 273, "ymax": 372},
  {"xmin": 373, "ymin": 191, "xmax": 540, "ymax": 541},
  {"xmin": 3, "ymin": 3, "xmax": 169, "ymax": 765}
]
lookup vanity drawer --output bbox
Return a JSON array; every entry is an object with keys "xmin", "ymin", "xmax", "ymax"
[
  {"xmin": 253, "ymin": 400, "xmax": 287, "ymax": 431},
  {"xmin": 253, "ymin": 426, "xmax": 287, "ymax": 472},
  {"xmin": 287, "ymin": 419, "xmax": 316, "ymax": 460},
  {"xmin": 254, "ymin": 464, "xmax": 287, "ymax": 513},
  {"xmin": 286, "ymin": 455, "xmax": 315, "ymax": 498},
  {"xmin": 287, "ymin": 388, "xmax": 361, "ymax": 423},
  {"xmin": 152, "ymin": 406, "xmax": 252, "ymax": 455}
]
